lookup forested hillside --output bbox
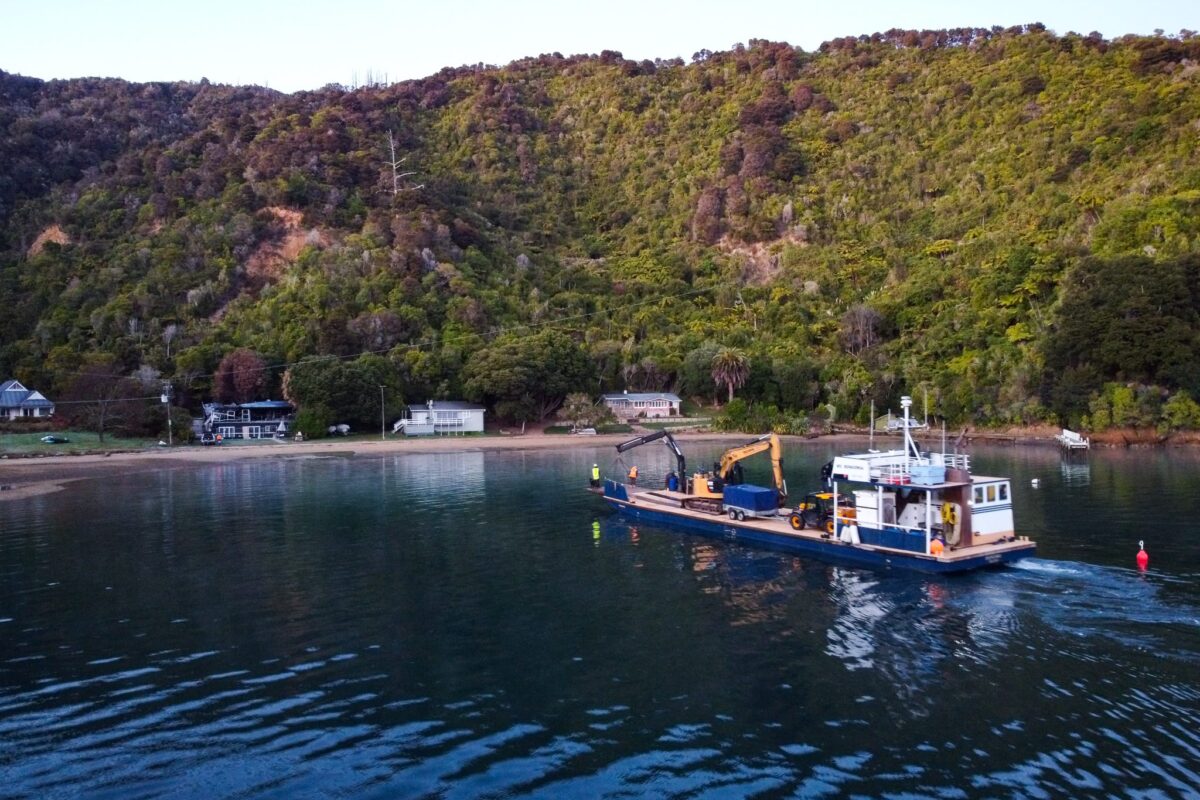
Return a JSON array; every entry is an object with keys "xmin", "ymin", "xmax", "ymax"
[{"xmin": 2, "ymin": 25, "xmax": 1200, "ymax": 434}]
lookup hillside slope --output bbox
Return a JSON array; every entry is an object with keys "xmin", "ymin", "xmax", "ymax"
[{"xmin": 2, "ymin": 26, "xmax": 1199, "ymax": 429}]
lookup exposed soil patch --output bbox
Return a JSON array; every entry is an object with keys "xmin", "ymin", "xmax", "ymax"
[
  {"xmin": 244, "ymin": 206, "xmax": 329, "ymax": 287},
  {"xmin": 28, "ymin": 224, "xmax": 71, "ymax": 257}
]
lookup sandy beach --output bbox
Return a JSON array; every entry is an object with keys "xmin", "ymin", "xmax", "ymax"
[
  {"xmin": 0, "ymin": 432, "xmax": 770, "ymax": 502},
  {"xmin": 2, "ymin": 423, "xmax": 1128, "ymax": 503}
]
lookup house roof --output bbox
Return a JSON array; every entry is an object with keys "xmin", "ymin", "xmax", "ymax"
[
  {"xmin": 601, "ymin": 392, "xmax": 681, "ymax": 403},
  {"xmin": 203, "ymin": 400, "xmax": 294, "ymax": 412},
  {"xmin": 0, "ymin": 379, "xmax": 54, "ymax": 409},
  {"xmin": 414, "ymin": 400, "xmax": 486, "ymax": 411}
]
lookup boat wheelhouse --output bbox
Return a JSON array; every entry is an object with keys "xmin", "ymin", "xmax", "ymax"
[{"xmin": 826, "ymin": 396, "xmax": 1022, "ymax": 557}]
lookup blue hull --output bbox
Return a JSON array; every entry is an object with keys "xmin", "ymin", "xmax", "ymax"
[{"xmin": 603, "ymin": 495, "xmax": 1034, "ymax": 575}]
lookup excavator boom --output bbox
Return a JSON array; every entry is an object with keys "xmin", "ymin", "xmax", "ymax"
[
  {"xmin": 717, "ymin": 433, "xmax": 787, "ymax": 500},
  {"xmin": 614, "ymin": 429, "xmax": 686, "ymax": 478}
]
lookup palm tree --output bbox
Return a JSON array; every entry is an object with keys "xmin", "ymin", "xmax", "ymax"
[{"xmin": 711, "ymin": 347, "xmax": 750, "ymax": 404}]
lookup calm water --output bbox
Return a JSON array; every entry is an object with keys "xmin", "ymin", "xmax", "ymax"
[{"xmin": 2, "ymin": 441, "xmax": 1199, "ymax": 798}]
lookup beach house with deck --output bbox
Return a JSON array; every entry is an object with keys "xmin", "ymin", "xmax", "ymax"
[
  {"xmin": 392, "ymin": 400, "xmax": 485, "ymax": 436},
  {"xmin": 197, "ymin": 400, "xmax": 295, "ymax": 440}
]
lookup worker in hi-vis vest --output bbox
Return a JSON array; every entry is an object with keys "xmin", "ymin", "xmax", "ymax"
[{"xmin": 590, "ymin": 463, "xmax": 601, "ymax": 487}]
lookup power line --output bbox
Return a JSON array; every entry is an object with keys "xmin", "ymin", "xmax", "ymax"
[{"xmin": 52, "ymin": 394, "xmax": 164, "ymax": 405}]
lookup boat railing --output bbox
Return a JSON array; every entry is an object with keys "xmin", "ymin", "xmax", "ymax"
[
  {"xmin": 935, "ymin": 452, "xmax": 971, "ymax": 472},
  {"xmin": 877, "ymin": 463, "xmax": 912, "ymax": 485}
]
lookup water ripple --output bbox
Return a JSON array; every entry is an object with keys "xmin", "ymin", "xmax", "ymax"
[{"xmin": 1, "ymin": 447, "xmax": 1199, "ymax": 797}]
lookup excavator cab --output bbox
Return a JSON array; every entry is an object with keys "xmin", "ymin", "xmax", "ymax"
[{"xmin": 788, "ymin": 492, "xmax": 856, "ymax": 535}]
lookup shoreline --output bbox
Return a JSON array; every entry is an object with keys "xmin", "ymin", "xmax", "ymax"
[
  {"xmin": 0, "ymin": 432, "xmax": 756, "ymax": 501},
  {"xmin": 0, "ymin": 424, "xmax": 1160, "ymax": 503}
]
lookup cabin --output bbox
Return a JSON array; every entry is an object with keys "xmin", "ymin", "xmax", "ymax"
[
  {"xmin": 197, "ymin": 400, "xmax": 295, "ymax": 440},
  {"xmin": 392, "ymin": 400, "xmax": 485, "ymax": 436},
  {"xmin": 0, "ymin": 379, "xmax": 55, "ymax": 419},
  {"xmin": 600, "ymin": 391, "xmax": 681, "ymax": 420}
]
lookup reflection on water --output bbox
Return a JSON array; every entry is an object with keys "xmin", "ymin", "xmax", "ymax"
[
  {"xmin": 388, "ymin": 451, "xmax": 487, "ymax": 499},
  {"xmin": 1060, "ymin": 456, "xmax": 1091, "ymax": 486},
  {"xmin": 1, "ymin": 444, "xmax": 1199, "ymax": 797}
]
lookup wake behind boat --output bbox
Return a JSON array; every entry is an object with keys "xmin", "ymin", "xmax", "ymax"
[{"xmin": 595, "ymin": 396, "xmax": 1035, "ymax": 574}]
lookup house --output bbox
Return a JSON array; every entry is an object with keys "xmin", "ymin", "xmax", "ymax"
[
  {"xmin": 392, "ymin": 400, "xmax": 485, "ymax": 436},
  {"xmin": 197, "ymin": 400, "xmax": 295, "ymax": 440},
  {"xmin": 601, "ymin": 391, "xmax": 682, "ymax": 420},
  {"xmin": 0, "ymin": 379, "xmax": 55, "ymax": 419}
]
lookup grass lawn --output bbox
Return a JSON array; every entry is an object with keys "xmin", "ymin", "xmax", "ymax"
[
  {"xmin": 639, "ymin": 418, "xmax": 711, "ymax": 431},
  {"xmin": 0, "ymin": 430, "xmax": 159, "ymax": 455}
]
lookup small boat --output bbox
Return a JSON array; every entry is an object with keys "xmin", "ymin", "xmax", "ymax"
[{"xmin": 597, "ymin": 396, "xmax": 1035, "ymax": 574}]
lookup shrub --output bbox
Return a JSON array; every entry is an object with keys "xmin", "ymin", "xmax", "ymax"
[{"xmin": 294, "ymin": 406, "xmax": 331, "ymax": 439}]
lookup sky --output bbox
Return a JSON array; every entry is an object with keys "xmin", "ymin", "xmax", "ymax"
[{"xmin": 1, "ymin": 0, "xmax": 1195, "ymax": 93}]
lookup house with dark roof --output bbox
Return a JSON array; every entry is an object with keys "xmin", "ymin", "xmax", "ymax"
[
  {"xmin": 392, "ymin": 400, "xmax": 485, "ymax": 436},
  {"xmin": 0, "ymin": 379, "xmax": 55, "ymax": 420},
  {"xmin": 196, "ymin": 400, "xmax": 295, "ymax": 440},
  {"xmin": 601, "ymin": 391, "xmax": 681, "ymax": 420}
]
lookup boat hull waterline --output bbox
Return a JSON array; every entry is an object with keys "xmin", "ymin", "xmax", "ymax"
[{"xmin": 601, "ymin": 481, "xmax": 1035, "ymax": 574}]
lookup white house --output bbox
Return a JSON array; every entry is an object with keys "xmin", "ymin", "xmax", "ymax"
[
  {"xmin": 0, "ymin": 379, "xmax": 55, "ymax": 419},
  {"xmin": 393, "ymin": 400, "xmax": 485, "ymax": 436},
  {"xmin": 601, "ymin": 391, "xmax": 681, "ymax": 420}
]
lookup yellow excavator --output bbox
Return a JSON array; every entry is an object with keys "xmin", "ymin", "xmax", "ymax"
[
  {"xmin": 613, "ymin": 430, "xmax": 787, "ymax": 514},
  {"xmin": 687, "ymin": 433, "xmax": 787, "ymax": 513}
]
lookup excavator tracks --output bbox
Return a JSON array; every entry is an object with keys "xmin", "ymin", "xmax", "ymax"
[{"xmin": 683, "ymin": 497, "xmax": 724, "ymax": 514}]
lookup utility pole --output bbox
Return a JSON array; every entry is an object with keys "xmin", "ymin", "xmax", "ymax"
[
  {"xmin": 160, "ymin": 382, "xmax": 173, "ymax": 446},
  {"xmin": 379, "ymin": 385, "xmax": 386, "ymax": 441}
]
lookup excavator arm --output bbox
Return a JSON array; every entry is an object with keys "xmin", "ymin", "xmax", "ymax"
[
  {"xmin": 717, "ymin": 433, "xmax": 787, "ymax": 500},
  {"xmin": 615, "ymin": 429, "xmax": 686, "ymax": 478}
]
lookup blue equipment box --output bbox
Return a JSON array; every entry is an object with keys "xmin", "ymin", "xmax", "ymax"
[{"xmin": 723, "ymin": 484, "xmax": 778, "ymax": 512}]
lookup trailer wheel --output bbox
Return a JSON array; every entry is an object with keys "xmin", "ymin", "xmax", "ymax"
[
  {"xmin": 789, "ymin": 513, "xmax": 804, "ymax": 530},
  {"xmin": 728, "ymin": 509, "xmax": 737, "ymax": 520},
  {"xmin": 735, "ymin": 509, "xmax": 745, "ymax": 521}
]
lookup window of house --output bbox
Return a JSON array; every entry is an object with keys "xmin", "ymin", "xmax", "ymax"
[
  {"xmin": 999, "ymin": 483, "xmax": 1009, "ymax": 502},
  {"xmin": 986, "ymin": 485, "xmax": 996, "ymax": 503},
  {"xmin": 974, "ymin": 487, "xmax": 983, "ymax": 504}
]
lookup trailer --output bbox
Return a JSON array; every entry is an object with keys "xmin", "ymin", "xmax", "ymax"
[{"xmin": 722, "ymin": 484, "xmax": 780, "ymax": 521}]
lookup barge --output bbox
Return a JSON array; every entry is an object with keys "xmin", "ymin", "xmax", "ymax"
[{"xmin": 598, "ymin": 396, "xmax": 1035, "ymax": 574}]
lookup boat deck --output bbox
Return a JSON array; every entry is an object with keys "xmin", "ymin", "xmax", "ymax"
[{"xmin": 611, "ymin": 483, "xmax": 1034, "ymax": 567}]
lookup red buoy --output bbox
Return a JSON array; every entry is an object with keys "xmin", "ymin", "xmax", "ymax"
[{"xmin": 1136, "ymin": 540, "xmax": 1149, "ymax": 571}]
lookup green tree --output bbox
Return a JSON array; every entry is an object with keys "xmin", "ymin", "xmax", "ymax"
[
  {"xmin": 711, "ymin": 347, "xmax": 750, "ymax": 404},
  {"xmin": 678, "ymin": 343, "xmax": 721, "ymax": 403},
  {"xmin": 462, "ymin": 331, "xmax": 592, "ymax": 422},
  {"xmin": 282, "ymin": 354, "xmax": 402, "ymax": 431},
  {"xmin": 557, "ymin": 392, "xmax": 614, "ymax": 430},
  {"xmin": 1161, "ymin": 390, "xmax": 1200, "ymax": 431}
]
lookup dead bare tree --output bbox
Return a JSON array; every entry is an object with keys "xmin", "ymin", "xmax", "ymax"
[
  {"xmin": 385, "ymin": 130, "xmax": 424, "ymax": 195},
  {"xmin": 162, "ymin": 323, "xmax": 178, "ymax": 358},
  {"xmin": 61, "ymin": 362, "xmax": 146, "ymax": 443}
]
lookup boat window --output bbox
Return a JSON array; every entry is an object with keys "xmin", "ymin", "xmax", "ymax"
[
  {"xmin": 999, "ymin": 483, "xmax": 1009, "ymax": 502},
  {"xmin": 987, "ymin": 485, "xmax": 996, "ymax": 503},
  {"xmin": 974, "ymin": 486, "xmax": 983, "ymax": 504}
]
